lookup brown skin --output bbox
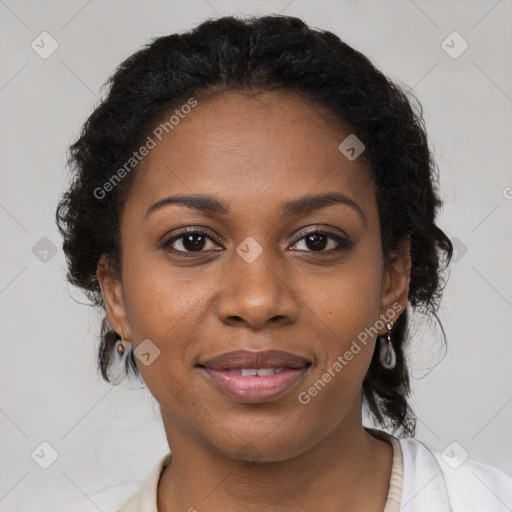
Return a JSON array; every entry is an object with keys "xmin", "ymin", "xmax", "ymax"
[{"xmin": 98, "ymin": 90, "xmax": 411, "ymax": 512}]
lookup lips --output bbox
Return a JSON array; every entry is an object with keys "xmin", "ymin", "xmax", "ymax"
[
  {"xmin": 197, "ymin": 350, "xmax": 312, "ymax": 403},
  {"xmin": 198, "ymin": 349, "xmax": 311, "ymax": 371}
]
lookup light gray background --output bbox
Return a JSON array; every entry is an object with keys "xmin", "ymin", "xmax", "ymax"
[{"xmin": 1, "ymin": 0, "xmax": 511, "ymax": 510}]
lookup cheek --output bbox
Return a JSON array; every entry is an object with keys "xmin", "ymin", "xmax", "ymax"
[
  {"xmin": 120, "ymin": 259, "xmax": 205, "ymax": 409},
  {"xmin": 121, "ymin": 246, "xmax": 206, "ymax": 337},
  {"xmin": 305, "ymin": 253, "xmax": 383, "ymax": 380},
  {"xmin": 314, "ymin": 255, "xmax": 383, "ymax": 334}
]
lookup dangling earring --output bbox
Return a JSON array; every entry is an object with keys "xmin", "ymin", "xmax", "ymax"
[
  {"xmin": 379, "ymin": 319, "xmax": 396, "ymax": 370},
  {"xmin": 115, "ymin": 337, "xmax": 131, "ymax": 357}
]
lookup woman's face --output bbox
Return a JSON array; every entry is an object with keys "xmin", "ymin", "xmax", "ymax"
[{"xmin": 99, "ymin": 90, "xmax": 409, "ymax": 461}]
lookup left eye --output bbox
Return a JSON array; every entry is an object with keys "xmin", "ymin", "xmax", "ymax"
[{"xmin": 291, "ymin": 232, "xmax": 347, "ymax": 252}]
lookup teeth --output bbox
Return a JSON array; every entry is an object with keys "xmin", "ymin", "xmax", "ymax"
[
  {"xmin": 237, "ymin": 368, "xmax": 286, "ymax": 376},
  {"xmin": 256, "ymin": 368, "xmax": 275, "ymax": 376}
]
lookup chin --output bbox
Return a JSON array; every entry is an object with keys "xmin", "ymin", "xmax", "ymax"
[{"xmin": 206, "ymin": 424, "xmax": 314, "ymax": 463}]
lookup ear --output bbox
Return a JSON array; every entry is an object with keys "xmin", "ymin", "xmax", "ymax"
[
  {"xmin": 97, "ymin": 254, "xmax": 132, "ymax": 341},
  {"xmin": 378, "ymin": 236, "xmax": 411, "ymax": 334}
]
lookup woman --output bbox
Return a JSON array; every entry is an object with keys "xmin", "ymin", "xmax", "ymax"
[{"xmin": 55, "ymin": 14, "xmax": 512, "ymax": 512}]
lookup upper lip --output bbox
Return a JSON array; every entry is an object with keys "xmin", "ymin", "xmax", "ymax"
[{"xmin": 198, "ymin": 350, "xmax": 312, "ymax": 370}]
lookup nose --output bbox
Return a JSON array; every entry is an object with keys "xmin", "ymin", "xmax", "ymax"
[{"xmin": 216, "ymin": 251, "xmax": 299, "ymax": 330}]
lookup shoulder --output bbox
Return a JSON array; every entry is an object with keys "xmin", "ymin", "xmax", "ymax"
[
  {"xmin": 398, "ymin": 436, "xmax": 512, "ymax": 512},
  {"xmin": 116, "ymin": 452, "xmax": 171, "ymax": 512}
]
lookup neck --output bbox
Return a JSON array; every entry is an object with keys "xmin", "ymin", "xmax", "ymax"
[{"xmin": 157, "ymin": 406, "xmax": 393, "ymax": 512}]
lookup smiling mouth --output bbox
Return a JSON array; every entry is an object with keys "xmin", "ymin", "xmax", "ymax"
[
  {"xmin": 217, "ymin": 367, "xmax": 286, "ymax": 376},
  {"xmin": 196, "ymin": 349, "xmax": 312, "ymax": 403},
  {"xmin": 197, "ymin": 349, "xmax": 312, "ymax": 370}
]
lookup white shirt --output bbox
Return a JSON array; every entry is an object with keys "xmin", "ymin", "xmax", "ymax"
[{"xmin": 117, "ymin": 428, "xmax": 512, "ymax": 511}]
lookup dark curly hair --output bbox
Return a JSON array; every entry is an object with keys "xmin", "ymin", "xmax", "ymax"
[{"xmin": 55, "ymin": 14, "xmax": 453, "ymax": 437}]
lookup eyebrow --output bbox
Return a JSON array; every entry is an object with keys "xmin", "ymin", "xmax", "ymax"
[{"xmin": 144, "ymin": 192, "xmax": 367, "ymax": 226}]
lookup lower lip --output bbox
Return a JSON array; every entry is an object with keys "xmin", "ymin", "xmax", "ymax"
[{"xmin": 200, "ymin": 367, "xmax": 309, "ymax": 403}]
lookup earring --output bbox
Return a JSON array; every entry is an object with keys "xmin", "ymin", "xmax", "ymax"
[
  {"xmin": 379, "ymin": 319, "xmax": 396, "ymax": 370},
  {"xmin": 115, "ymin": 337, "xmax": 131, "ymax": 357}
]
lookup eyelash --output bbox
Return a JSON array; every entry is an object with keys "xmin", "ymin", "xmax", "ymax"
[{"xmin": 161, "ymin": 227, "xmax": 352, "ymax": 255}]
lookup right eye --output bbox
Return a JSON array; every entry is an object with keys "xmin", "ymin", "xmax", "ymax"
[{"xmin": 162, "ymin": 230, "xmax": 223, "ymax": 254}]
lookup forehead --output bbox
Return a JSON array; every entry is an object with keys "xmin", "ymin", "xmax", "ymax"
[{"xmin": 125, "ymin": 90, "xmax": 374, "ymax": 218}]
